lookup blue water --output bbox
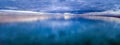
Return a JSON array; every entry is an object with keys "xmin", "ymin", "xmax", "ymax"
[{"xmin": 0, "ymin": 18, "xmax": 120, "ymax": 45}]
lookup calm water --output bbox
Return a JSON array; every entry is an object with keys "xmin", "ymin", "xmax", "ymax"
[{"xmin": 0, "ymin": 18, "xmax": 120, "ymax": 45}]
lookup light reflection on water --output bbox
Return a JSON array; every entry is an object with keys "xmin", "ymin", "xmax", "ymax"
[{"xmin": 0, "ymin": 18, "xmax": 120, "ymax": 45}]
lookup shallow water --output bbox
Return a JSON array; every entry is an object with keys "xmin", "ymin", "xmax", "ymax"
[{"xmin": 0, "ymin": 18, "xmax": 120, "ymax": 45}]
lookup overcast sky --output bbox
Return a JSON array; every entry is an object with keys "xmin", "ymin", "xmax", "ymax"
[{"xmin": 0, "ymin": 0, "xmax": 120, "ymax": 14}]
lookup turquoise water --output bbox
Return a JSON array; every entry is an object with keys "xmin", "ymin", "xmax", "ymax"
[{"xmin": 0, "ymin": 18, "xmax": 120, "ymax": 45}]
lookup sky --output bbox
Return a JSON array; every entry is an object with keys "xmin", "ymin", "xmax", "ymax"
[{"xmin": 0, "ymin": 0, "xmax": 120, "ymax": 14}]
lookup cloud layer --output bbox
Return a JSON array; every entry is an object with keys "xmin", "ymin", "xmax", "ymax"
[{"xmin": 0, "ymin": 0, "xmax": 120, "ymax": 14}]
